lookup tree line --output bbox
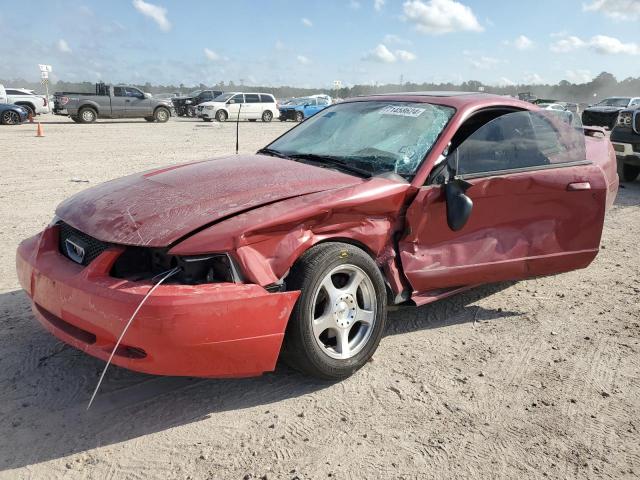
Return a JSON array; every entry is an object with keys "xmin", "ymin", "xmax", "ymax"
[{"xmin": 1, "ymin": 72, "xmax": 637, "ymax": 104}]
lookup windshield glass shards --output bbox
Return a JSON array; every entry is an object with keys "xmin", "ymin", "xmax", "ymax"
[{"xmin": 267, "ymin": 101, "xmax": 455, "ymax": 178}]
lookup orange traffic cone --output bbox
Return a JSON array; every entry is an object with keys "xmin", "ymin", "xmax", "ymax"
[{"xmin": 36, "ymin": 122, "xmax": 44, "ymax": 137}]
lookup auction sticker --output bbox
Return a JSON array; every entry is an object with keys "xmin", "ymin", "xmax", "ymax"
[{"xmin": 379, "ymin": 105, "xmax": 426, "ymax": 117}]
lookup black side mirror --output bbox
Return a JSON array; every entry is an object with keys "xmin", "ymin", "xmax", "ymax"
[{"xmin": 445, "ymin": 178, "xmax": 473, "ymax": 231}]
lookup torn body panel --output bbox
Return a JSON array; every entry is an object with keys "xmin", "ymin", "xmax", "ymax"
[{"xmin": 170, "ymin": 178, "xmax": 412, "ymax": 295}]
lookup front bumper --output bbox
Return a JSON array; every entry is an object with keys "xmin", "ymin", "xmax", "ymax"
[
  {"xmin": 16, "ymin": 226, "xmax": 300, "ymax": 377},
  {"xmin": 279, "ymin": 109, "xmax": 299, "ymax": 121},
  {"xmin": 612, "ymin": 142, "xmax": 640, "ymax": 165}
]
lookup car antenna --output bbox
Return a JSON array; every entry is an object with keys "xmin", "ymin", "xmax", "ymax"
[{"xmin": 235, "ymin": 103, "xmax": 242, "ymax": 154}]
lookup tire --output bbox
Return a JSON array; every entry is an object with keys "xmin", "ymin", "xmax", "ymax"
[
  {"xmin": 619, "ymin": 161, "xmax": 640, "ymax": 182},
  {"xmin": 70, "ymin": 116, "xmax": 81, "ymax": 123},
  {"xmin": 144, "ymin": 117, "xmax": 155, "ymax": 122},
  {"xmin": 203, "ymin": 118, "xmax": 212, "ymax": 122},
  {"xmin": 248, "ymin": 119, "xmax": 257, "ymax": 122},
  {"xmin": 78, "ymin": 107, "xmax": 97, "ymax": 124},
  {"xmin": 295, "ymin": 111, "xmax": 304, "ymax": 122},
  {"xmin": 262, "ymin": 110, "xmax": 273, "ymax": 122},
  {"xmin": 215, "ymin": 110, "xmax": 228, "ymax": 122},
  {"xmin": 154, "ymin": 107, "xmax": 170, "ymax": 123},
  {"xmin": 282, "ymin": 242, "xmax": 387, "ymax": 380},
  {"xmin": 1, "ymin": 110, "xmax": 20, "ymax": 125},
  {"xmin": 17, "ymin": 104, "xmax": 34, "ymax": 117}
]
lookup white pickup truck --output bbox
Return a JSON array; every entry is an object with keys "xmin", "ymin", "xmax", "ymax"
[{"xmin": 0, "ymin": 85, "xmax": 50, "ymax": 116}]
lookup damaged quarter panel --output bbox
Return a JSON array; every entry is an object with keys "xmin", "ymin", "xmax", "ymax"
[{"xmin": 170, "ymin": 177, "xmax": 412, "ymax": 294}]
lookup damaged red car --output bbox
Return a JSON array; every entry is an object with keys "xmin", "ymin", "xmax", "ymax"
[{"xmin": 16, "ymin": 92, "xmax": 618, "ymax": 380}]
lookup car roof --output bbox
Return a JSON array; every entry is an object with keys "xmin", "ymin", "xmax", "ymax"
[{"xmin": 348, "ymin": 91, "xmax": 533, "ymax": 110}]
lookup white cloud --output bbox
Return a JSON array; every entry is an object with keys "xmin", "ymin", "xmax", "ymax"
[
  {"xmin": 362, "ymin": 44, "xmax": 417, "ymax": 63},
  {"xmin": 57, "ymin": 39, "xmax": 72, "ymax": 53},
  {"xmin": 403, "ymin": 0, "xmax": 483, "ymax": 34},
  {"xmin": 523, "ymin": 73, "xmax": 544, "ymax": 84},
  {"xmin": 550, "ymin": 33, "xmax": 640, "ymax": 54},
  {"xmin": 590, "ymin": 34, "xmax": 640, "ymax": 54},
  {"xmin": 514, "ymin": 35, "xmax": 533, "ymax": 50},
  {"xmin": 583, "ymin": 0, "xmax": 640, "ymax": 20},
  {"xmin": 297, "ymin": 55, "xmax": 311, "ymax": 65},
  {"xmin": 550, "ymin": 35, "xmax": 586, "ymax": 53},
  {"xmin": 383, "ymin": 34, "xmax": 412, "ymax": 45},
  {"xmin": 564, "ymin": 69, "xmax": 594, "ymax": 83},
  {"xmin": 204, "ymin": 48, "xmax": 220, "ymax": 61},
  {"xmin": 498, "ymin": 77, "xmax": 516, "ymax": 87},
  {"xmin": 301, "ymin": 17, "xmax": 313, "ymax": 27},
  {"xmin": 374, "ymin": 0, "xmax": 385, "ymax": 11},
  {"xmin": 132, "ymin": 0, "xmax": 171, "ymax": 31},
  {"xmin": 396, "ymin": 49, "xmax": 417, "ymax": 61},
  {"xmin": 468, "ymin": 55, "xmax": 500, "ymax": 70},
  {"xmin": 275, "ymin": 40, "xmax": 286, "ymax": 51},
  {"xmin": 363, "ymin": 44, "xmax": 397, "ymax": 63},
  {"xmin": 350, "ymin": 0, "xmax": 362, "ymax": 8}
]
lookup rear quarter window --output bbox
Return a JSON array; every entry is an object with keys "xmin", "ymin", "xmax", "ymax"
[{"xmin": 260, "ymin": 94, "xmax": 275, "ymax": 103}]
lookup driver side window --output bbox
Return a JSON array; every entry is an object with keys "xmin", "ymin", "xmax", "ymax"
[{"xmin": 452, "ymin": 111, "xmax": 586, "ymax": 177}]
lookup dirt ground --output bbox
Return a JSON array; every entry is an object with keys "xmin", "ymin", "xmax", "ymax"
[{"xmin": 0, "ymin": 115, "xmax": 638, "ymax": 480}]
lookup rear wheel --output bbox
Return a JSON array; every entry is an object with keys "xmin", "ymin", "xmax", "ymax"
[
  {"xmin": 17, "ymin": 104, "xmax": 34, "ymax": 117},
  {"xmin": 70, "ymin": 116, "xmax": 81, "ymax": 123},
  {"xmin": 262, "ymin": 110, "xmax": 273, "ymax": 122},
  {"xmin": 215, "ymin": 110, "xmax": 228, "ymax": 122},
  {"xmin": 154, "ymin": 107, "xmax": 170, "ymax": 123},
  {"xmin": 282, "ymin": 243, "xmax": 387, "ymax": 380},
  {"xmin": 620, "ymin": 162, "xmax": 640, "ymax": 182},
  {"xmin": 1, "ymin": 110, "xmax": 20, "ymax": 125},
  {"xmin": 78, "ymin": 107, "xmax": 97, "ymax": 123}
]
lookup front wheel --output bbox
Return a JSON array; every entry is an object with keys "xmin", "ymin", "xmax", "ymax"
[
  {"xmin": 144, "ymin": 117, "xmax": 155, "ymax": 122},
  {"xmin": 215, "ymin": 110, "xmax": 228, "ymax": 122},
  {"xmin": 262, "ymin": 110, "xmax": 273, "ymax": 122},
  {"xmin": 1, "ymin": 110, "xmax": 20, "ymax": 125},
  {"xmin": 295, "ymin": 111, "xmax": 304, "ymax": 122},
  {"xmin": 282, "ymin": 243, "xmax": 387, "ymax": 380},
  {"xmin": 154, "ymin": 107, "xmax": 170, "ymax": 123}
]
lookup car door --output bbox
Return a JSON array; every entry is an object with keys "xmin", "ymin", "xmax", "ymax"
[
  {"xmin": 304, "ymin": 98, "xmax": 319, "ymax": 117},
  {"xmin": 124, "ymin": 87, "xmax": 152, "ymax": 117},
  {"xmin": 110, "ymin": 87, "xmax": 128, "ymax": 117},
  {"xmin": 226, "ymin": 94, "xmax": 245, "ymax": 120},
  {"xmin": 243, "ymin": 93, "xmax": 261, "ymax": 119},
  {"xmin": 399, "ymin": 110, "xmax": 608, "ymax": 294}
]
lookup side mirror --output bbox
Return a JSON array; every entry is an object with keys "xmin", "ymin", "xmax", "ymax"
[
  {"xmin": 228, "ymin": 100, "xmax": 235, "ymax": 104},
  {"xmin": 444, "ymin": 178, "xmax": 473, "ymax": 231}
]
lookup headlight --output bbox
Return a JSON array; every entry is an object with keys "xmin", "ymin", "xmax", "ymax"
[
  {"xmin": 617, "ymin": 112, "xmax": 632, "ymax": 127},
  {"xmin": 185, "ymin": 100, "xmax": 193, "ymax": 105},
  {"xmin": 205, "ymin": 105, "xmax": 215, "ymax": 110}
]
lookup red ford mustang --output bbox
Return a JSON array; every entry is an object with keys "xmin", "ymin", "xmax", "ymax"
[{"xmin": 16, "ymin": 92, "xmax": 618, "ymax": 380}]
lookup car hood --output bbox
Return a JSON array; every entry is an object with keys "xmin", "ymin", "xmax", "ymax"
[
  {"xmin": 585, "ymin": 106, "xmax": 625, "ymax": 113},
  {"xmin": 56, "ymin": 154, "xmax": 363, "ymax": 247}
]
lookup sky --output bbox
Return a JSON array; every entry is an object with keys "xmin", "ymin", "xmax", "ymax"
[{"xmin": 1, "ymin": 0, "xmax": 639, "ymax": 88}]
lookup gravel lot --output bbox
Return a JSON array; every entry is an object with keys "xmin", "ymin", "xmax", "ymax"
[{"xmin": 0, "ymin": 115, "xmax": 638, "ymax": 480}]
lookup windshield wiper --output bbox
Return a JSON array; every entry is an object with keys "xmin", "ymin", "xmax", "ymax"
[
  {"xmin": 287, "ymin": 153, "xmax": 372, "ymax": 178},
  {"xmin": 256, "ymin": 147, "xmax": 290, "ymax": 159}
]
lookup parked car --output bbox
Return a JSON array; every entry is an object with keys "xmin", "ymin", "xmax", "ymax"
[
  {"xmin": 53, "ymin": 83, "xmax": 172, "ymax": 123},
  {"xmin": 610, "ymin": 107, "xmax": 640, "ymax": 182},
  {"xmin": 0, "ymin": 84, "xmax": 49, "ymax": 116},
  {"xmin": 582, "ymin": 97, "xmax": 640, "ymax": 129},
  {"xmin": 172, "ymin": 90, "xmax": 223, "ymax": 117},
  {"xmin": 0, "ymin": 103, "xmax": 29, "ymax": 125},
  {"xmin": 16, "ymin": 92, "xmax": 618, "ymax": 380},
  {"xmin": 197, "ymin": 92, "xmax": 277, "ymax": 122},
  {"xmin": 279, "ymin": 95, "xmax": 331, "ymax": 121}
]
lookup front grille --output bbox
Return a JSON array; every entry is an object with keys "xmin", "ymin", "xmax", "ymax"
[
  {"xmin": 58, "ymin": 222, "xmax": 109, "ymax": 266},
  {"xmin": 582, "ymin": 110, "xmax": 619, "ymax": 129},
  {"xmin": 634, "ymin": 111, "xmax": 640, "ymax": 134}
]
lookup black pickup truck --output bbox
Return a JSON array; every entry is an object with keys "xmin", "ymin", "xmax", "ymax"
[
  {"xmin": 172, "ymin": 90, "xmax": 223, "ymax": 117},
  {"xmin": 53, "ymin": 83, "xmax": 173, "ymax": 123},
  {"xmin": 610, "ymin": 107, "xmax": 640, "ymax": 182}
]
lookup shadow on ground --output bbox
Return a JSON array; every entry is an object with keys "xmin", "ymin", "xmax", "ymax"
[{"xmin": 0, "ymin": 280, "xmax": 516, "ymax": 470}]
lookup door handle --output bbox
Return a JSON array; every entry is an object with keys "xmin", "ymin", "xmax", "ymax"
[{"xmin": 567, "ymin": 182, "xmax": 591, "ymax": 191}]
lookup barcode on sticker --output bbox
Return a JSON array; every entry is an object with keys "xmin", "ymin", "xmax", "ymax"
[{"xmin": 379, "ymin": 105, "xmax": 426, "ymax": 117}]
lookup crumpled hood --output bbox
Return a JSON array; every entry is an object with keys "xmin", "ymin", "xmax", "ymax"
[
  {"xmin": 585, "ymin": 106, "xmax": 625, "ymax": 113},
  {"xmin": 56, "ymin": 154, "xmax": 363, "ymax": 247}
]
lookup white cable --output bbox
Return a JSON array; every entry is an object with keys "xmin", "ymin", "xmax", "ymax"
[{"xmin": 87, "ymin": 267, "xmax": 180, "ymax": 410}]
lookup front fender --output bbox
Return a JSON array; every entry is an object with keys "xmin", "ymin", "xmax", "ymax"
[{"xmin": 169, "ymin": 179, "xmax": 412, "ymax": 294}]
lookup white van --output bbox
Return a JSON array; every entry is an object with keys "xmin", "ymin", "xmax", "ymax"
[{"xmin": 197, "ymin": 92, "xmax": 278, "ymax": 122}]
